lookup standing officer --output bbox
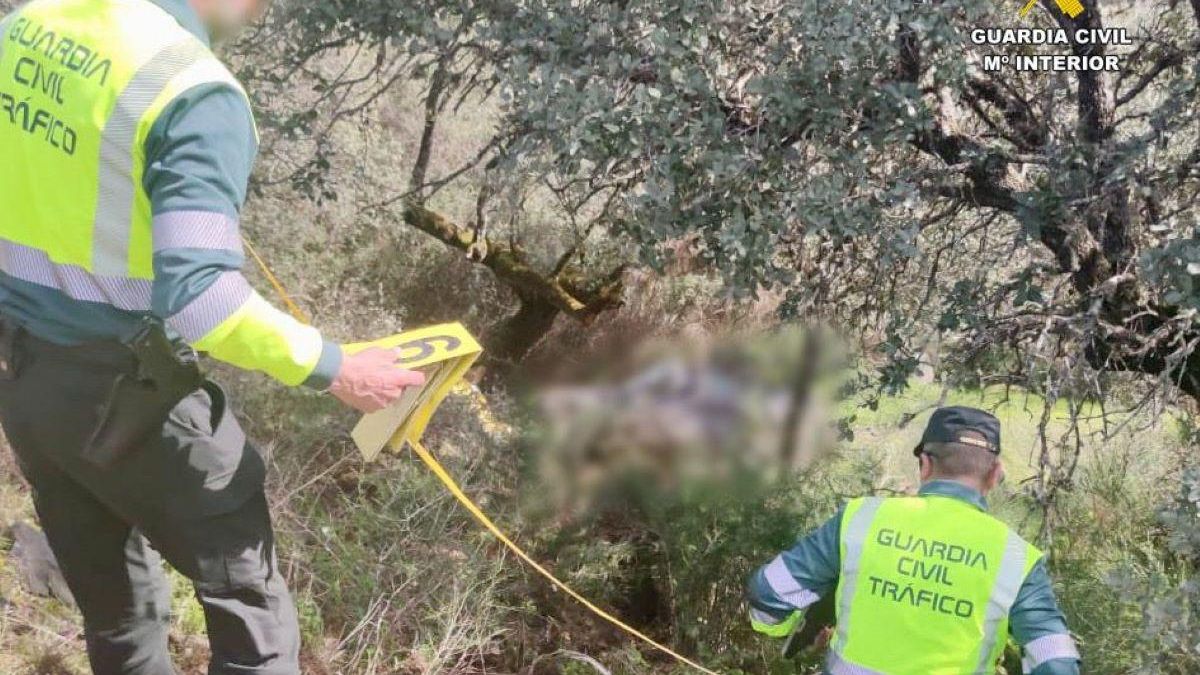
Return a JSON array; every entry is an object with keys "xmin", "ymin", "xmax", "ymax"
[
  {"xmin": 747, "ymin": 406, "xmax": 1082, "ymax": 674},
  {"xmin": 0, "ymin": 0, "xmax": 424, "ymax": 673}
]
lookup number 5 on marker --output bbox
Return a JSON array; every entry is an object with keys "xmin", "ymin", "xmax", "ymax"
[{"xmin": 344, "ymin": 323, "xmax": 483, "ymax": 461}]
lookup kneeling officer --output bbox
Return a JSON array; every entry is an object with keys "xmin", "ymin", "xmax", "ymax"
[{"xmin": 747, "ymin": 406, "xmax": 1081, "ymax": 674}]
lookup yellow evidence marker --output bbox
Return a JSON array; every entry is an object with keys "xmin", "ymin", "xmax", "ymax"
[{"xmin": 344, "ymin": 323, "xmax": 483, "ymax": 461}]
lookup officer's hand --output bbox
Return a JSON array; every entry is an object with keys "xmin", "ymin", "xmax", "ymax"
[{"xmin": 330, "ymin": 347, "xmax": 427, "ymax": 413}]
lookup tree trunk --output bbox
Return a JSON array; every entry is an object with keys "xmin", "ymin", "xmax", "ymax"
[
  {"xmin": 400, "ymin": 202, "xmax": 626, "ymax": 386},
  {"xmin": 480, "ymin": 295, "xmax": 561, "ymax": 387},
  {"xmin": 779, "ymin": 330, "xmax": 820, "ymax": 468},
  {"xmin": 410, "ymin": 58, "xmax": 449, "ymax": 199}
]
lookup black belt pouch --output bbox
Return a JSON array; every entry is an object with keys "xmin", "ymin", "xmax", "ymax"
[{"xmin": 83, "ymin": 320, "xmax": 204, "ymax": 467}]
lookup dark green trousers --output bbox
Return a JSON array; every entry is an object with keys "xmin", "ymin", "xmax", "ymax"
[{"xmin": 0, "ymin": 330, "xmax": 300, "ymax": 675}]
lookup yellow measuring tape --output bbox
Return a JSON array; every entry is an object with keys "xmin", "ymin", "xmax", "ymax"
[
  {"xmin": 243, "ymin": 239, "xmax": 721, "ymax": 675},
  {"xmin": 242, "ymin": 237, "xmax": 310, "ymax": 324},
  {"xmin": 410, "ymin": 439, "xmax": 720, "ymax": 674}
]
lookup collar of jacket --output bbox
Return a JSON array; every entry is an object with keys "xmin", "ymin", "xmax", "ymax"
[
  {"xmin": 149, "ymin": 0, "xmax": 211, "ymax": 46},
  {"xmin": 918, "ymin": 479, "xmax": 988, "ymax": 512}
]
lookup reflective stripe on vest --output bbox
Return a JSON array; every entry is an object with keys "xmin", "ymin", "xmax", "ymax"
[
  {"xmin": 0, "ymin": 238, "xmax": 152, "ymax": 310},
  {"xmin": 834, "ymin": 496, "xmax": 883, "ymax": 651},
  {"xmin": 0, "ymin": 0, "xmax": 248, "ymax": 295},
  {"xmin": 973, "ymin": 530, "xmax": 1028, "ymax": 672},
  {"xmin": 93, "ymin": 37, "xmax": 210, "ymax": 277},
  {"xmin": 829, "ymin": 495, "xmax": 1042, "ymax": 675}
]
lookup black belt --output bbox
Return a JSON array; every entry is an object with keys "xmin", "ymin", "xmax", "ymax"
[{"xmin": 12, "ymin": 325, "xmax": 139, "ymax": 373}]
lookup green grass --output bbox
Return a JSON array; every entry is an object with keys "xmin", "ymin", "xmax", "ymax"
[{"xmin": 838, "ymin": 379, "xmax": 1181, "ymax": 487}]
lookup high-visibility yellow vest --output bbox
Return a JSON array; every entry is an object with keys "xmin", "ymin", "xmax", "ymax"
[
  {"xmin": 828, "ymin": 495, "xmax": 1041, "ymax": 675},
  {"xmin": 0, "ymin": 0, "xmax": 246, "ymax": 308},
  {"xmin": 0, "ymin": 1, "xmax": 330, "ymax": 388}
]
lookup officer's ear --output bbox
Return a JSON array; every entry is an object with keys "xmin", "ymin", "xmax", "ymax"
[
  {"xmin": 983, "ymin": 458, "xmax": 1004, "ymax": 493},
  {"xmin": 918, "ymin": 453, "xmax": 934, "ymax": 482}
]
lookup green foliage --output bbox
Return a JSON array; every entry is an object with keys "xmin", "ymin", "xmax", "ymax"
[
  {"xmin": 1104, "ymin": 466, "xmax": 1200, "ymax": 673},
  {"xmin": 487, "ymin": 0, "xmax": 983, "ymax": 291},
  {"xmin": 169, "ymin": 570, "xmax": 207, "ymax": 637},
  {"xmin": 1142, "ymin": 225, "xmax": 1200, "ymax": 311},
  {"xmin": 247, "ymin": 0, "xmax": 1200, "ymax": 414}
]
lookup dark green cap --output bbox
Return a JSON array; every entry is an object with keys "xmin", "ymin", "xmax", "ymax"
[{"xmin": 913, "ymin": 406, "xmax": 1001, "ymax": 457}]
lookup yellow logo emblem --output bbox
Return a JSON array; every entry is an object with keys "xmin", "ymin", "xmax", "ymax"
[{"xmin": 1020, "ymin": 0, "xmax": 1085, "ymax": 18}]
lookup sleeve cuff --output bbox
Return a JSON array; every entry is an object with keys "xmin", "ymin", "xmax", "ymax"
[
  {"xmin": 750, "ymin": 608, "xmax": 803, "ymax": 638},
  {"xmin": 302, "ymin": 340, "xmax": 343, "ymax": 391}
]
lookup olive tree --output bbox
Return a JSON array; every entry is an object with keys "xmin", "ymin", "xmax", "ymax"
[{"xmin": 242, "ymin": 0, "xmax": 1199, "ymax": 516}]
